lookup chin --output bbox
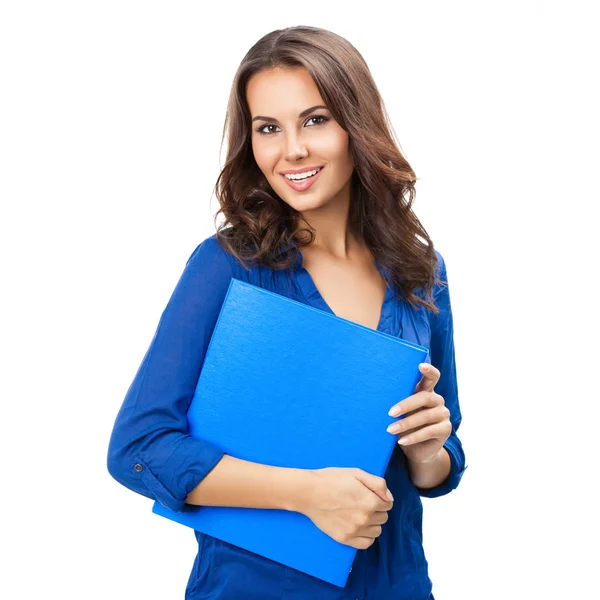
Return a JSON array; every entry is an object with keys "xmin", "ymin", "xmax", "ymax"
[{"xmin": 279, "ymin": 193, "xmax": 328, "ymax": 213}]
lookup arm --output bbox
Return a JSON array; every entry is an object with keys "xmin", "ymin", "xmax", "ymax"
[
  {"xmin": 186, "ymin": 454, "xmax": 314, "ymax": 512},
  {"xmin": 107, "ymin": 238, "xmax": 243, "ymax": 512},
  {"xmin": 411, "ymin": 250, "xmax": 468, "ymax": 497}
]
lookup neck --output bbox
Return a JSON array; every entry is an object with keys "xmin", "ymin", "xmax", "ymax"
[{"xmin": 296, "ymin": 179, "xmax": 361, "ymax": 260}]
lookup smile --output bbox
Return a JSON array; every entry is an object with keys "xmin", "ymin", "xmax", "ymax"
[{"xmin": 280, "ymin": 166, "xmax": 324, "ymax": 192}]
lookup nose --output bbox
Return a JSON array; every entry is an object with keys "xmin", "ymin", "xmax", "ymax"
[{"xmin": 283, "ymin": 132, "xmax": 308, "ymax": 162}]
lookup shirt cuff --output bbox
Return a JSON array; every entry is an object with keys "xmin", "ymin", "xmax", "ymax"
[{"xmin": 132, "ymin": 436, "xmax": 226, "ymax": 513}]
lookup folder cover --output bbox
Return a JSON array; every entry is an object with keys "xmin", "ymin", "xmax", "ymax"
[{"xmin": 153, "ymin": 278, "xmax": 429, "ymax": 587}]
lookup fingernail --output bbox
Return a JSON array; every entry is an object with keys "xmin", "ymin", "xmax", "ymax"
[
  {"xmin": 388, "ymin": 406, "xmax": 401, "ymax": 417},
  {"xmin": 386, "ymin": 490, "xmax": 394, "ymax": 501},
  {"xmin": 420, "ymin": 363, "xmax": 429, "ymax": 371}
]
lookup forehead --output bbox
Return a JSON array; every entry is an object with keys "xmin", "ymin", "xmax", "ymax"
[{"xmin": 246, "ymin": 67, "xmax": 325, "ymax": 115}]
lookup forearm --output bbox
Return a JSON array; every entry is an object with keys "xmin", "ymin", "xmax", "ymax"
[
  {"xmin": 406, "ymin": 447, "xmax": 452, "ymax": 490},
  {"xmin": 185, "ymin": 454, "xmax": 314, "ymax": 513}
]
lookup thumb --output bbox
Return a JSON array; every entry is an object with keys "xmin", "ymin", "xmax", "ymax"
[{"xmin": 354, "ymin": 469, "xmax": 394, "ymax": 502}]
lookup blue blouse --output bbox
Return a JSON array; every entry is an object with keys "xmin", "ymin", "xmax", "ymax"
[{"xmin": 107, "ymin": 234, "xmax": 467, "ymax": 600}]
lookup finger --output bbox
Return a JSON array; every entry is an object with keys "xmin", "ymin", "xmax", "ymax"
[
  {"xmin": 353, "ymin": 536, "xmax": 377, "ymax": 550},
  {"xmin": 361, "ymin": 524, "xmax": 383, "ymax": 539},
  {"xmin": 397, "ymin": 421, "xmax": 451, "ymax": 446},
  {"xmin": 388, "ymin": 365, "xmax": 441, "ymax": 417},
  {"xmin": 371, "ymin": 496, "xmax": 394, "ymax": 512},
  {"xmin": 389, "ymin": 390, "xmax": 444, "ymax": 419},
  {"xmin": 416, "ymin": 363, "xmax": 440, "ymax": 392},
  {"xmin": 386, "ymin": 404, "xmax": 448, "ymax": 435},
  {"xmin": 396, "ymin": 406, "xmax": 426, "ymax": 427},
  {"xmin": 354, "ymin": 470, "xmax": 393, "ymax": 503},
  {"xmin": 372, "ymin": 510, "xmax": 390, "ymax": 524}
]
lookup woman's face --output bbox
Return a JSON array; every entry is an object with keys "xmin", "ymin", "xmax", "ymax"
[{"xmin": 247, "ymin": 67, "xmax": 354, "ymax": 214}]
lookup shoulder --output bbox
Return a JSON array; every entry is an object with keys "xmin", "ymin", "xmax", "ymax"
[
  {"xmin": 429, "ymin": 249, "xmax": 454, "ymax": 331},
  {"xmin": 184, "ymin": 233, "xmax": 236, "ymax": 274},
  {"xmin": 413, "ymin": 249, "xmax": 447, "ymax": 302},
  {"xmin": 412, "ymin": 249, "xmax": 451, "ymax": 332},
  {"xmin": 433, "ymin": 249, "xmax": 448, "ymax": 298}
]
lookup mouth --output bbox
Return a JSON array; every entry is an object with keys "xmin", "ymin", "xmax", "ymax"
[{"xmin": 280, "ymin": 166, "xmax": 324, "ymax": 192}]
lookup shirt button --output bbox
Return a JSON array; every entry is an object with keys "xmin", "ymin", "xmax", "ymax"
[{"xmin": 134, "ymin": 463, "xmax": 143, "ymax": 472}]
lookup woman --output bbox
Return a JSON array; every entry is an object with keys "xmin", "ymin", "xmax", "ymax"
[{"xmin": 107, "ymin": 25, "xmax": 467, "ymax": 600}]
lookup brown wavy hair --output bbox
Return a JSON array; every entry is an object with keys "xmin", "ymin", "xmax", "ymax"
[{"xmin": 212, "ymin": 25, "xmax": 445, "ymax": 315}]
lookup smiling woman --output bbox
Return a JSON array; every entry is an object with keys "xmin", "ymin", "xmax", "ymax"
[
  {"xmin": 248, "ymin": 68, "xmax": 355, "ymax": 211},
  {"xmin": 107, "ymin": 24, "xmax": 466, "ymax": 600},
  {"xmin": 213, "ymin": 28, "xmax": 443, "ymax": 315}
]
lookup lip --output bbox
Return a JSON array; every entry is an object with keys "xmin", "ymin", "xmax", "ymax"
[
  {"xmin": 279, "ymin": 165, "xmax": 324, "ymax": 175},
  {"xmin": 280, "ymin": 166, "xmax": 324, "ymax": 192}
]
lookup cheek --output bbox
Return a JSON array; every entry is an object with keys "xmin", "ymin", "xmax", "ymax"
[
  {"xmin": 251, "ymin": 142, "xmax": 265, "ymax": 169},
  {"xmin": 317, "ymin": 132, "xmax": 351, "ymax": 166},
  {"xmin": 252, "ymin": 143, "xmax": 279, "ymax": 177}
]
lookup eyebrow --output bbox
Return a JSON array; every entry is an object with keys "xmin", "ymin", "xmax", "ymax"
[{"xmin": 251, "ymin": 105, "xmax": 329, "ymax": 124}]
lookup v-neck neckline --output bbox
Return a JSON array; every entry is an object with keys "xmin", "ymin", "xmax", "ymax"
[{"xmin": 291, "ymin": 243, "xmax": 393, "ymax": 333}]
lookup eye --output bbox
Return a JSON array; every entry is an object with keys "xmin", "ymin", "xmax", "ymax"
[
  {"xmin": 255, "ymin": 124, "xmax": 279, "ymax": 135},
  {"xmin": 306, "ymin": 115, "xmax": 328, "ymax": 127},
  {"xmin": 254, "ymin": 114, "xmax": 330, "ymax": 135}
]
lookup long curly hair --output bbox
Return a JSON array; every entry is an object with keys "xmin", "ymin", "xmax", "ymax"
[{"xmin": 212, "ymin": 25, "xmax": 445, "ymax": 315}]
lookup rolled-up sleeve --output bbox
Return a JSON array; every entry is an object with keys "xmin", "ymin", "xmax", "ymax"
[
  {"xmin": 416, "ymin": 250, "xmax": 468, "ymax": 498},
  {"xmin": 107, "ymin": 237, "xmax": 234, "ymax": 512}
]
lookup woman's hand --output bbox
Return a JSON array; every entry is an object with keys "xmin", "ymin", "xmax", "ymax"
[
  {"xmin": 300, "ymin": 467, "xmax": 394, "ymax": 550},
  {"xmin": 387, "ymin": 363, "xmax": 452, "ymax": 464}
]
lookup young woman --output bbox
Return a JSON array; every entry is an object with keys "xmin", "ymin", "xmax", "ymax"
[{"xmin": 107, "ymin": 25, "xmax": 467, "ymax": 600}]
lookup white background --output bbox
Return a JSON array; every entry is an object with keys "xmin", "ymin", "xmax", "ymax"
[{"xmin": 1, "ymin": 1, "xmax": 598, "ymax": 598}]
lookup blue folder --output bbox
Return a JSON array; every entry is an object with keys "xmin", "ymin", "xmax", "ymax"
[{"xmin": 153, "ymin": 278, "xmax": 429, "ymax": 587}]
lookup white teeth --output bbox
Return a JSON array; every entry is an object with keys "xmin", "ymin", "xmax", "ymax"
[{"xmin": 284, "ymin": 167, "xmax": 321, "ymax": 181}]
